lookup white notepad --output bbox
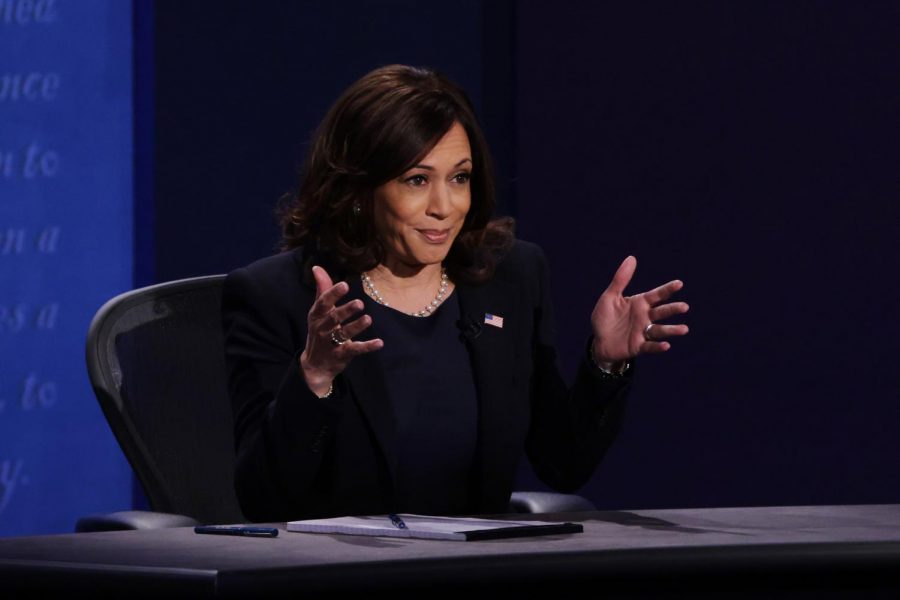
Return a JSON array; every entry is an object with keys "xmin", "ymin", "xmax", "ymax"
[{"xmin": 286, "ymin": 514, "xmax": 582, "ymax": 541}]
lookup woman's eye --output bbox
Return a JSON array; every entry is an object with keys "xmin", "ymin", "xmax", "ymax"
[
  {"xmin": 453, "ymin": 172, "xmax": 471, "ymax": 184},
  {"xmin": 406, "ymin": 174, "xmax": 427, "ymax": 186}
]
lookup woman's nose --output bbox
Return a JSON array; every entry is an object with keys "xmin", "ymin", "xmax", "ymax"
[{"xmin": 426, "ymin": 182, "xmax": 451, "ymax": 219}]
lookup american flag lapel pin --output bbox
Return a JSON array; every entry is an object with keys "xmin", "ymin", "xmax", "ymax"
[{"xmin": 484, "ymin": 313, "xmax": 504, "ymax": 329}]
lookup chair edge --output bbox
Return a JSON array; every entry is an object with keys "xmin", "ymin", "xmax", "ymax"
[{"xmin": 83, "ymin": 274, "xmax": 227, "ymax": 515}]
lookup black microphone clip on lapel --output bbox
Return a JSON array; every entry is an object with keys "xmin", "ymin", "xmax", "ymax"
[{"xmin": 457, "ymin": 315, "xmax": 483, "ymax": 342}]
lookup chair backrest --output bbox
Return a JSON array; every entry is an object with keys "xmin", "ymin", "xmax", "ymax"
[{"xmin": 86, "ymin": 275, "xmax": 244, "ymax": 524}]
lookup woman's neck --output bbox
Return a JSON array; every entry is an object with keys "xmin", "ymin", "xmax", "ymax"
[
  {"xmin": 364, "ymin": 261, "xmax": 453, "ymax": 315},
  {"xmin": 370, "ymin": 261, "xmax": 441, "ymax": 290}
]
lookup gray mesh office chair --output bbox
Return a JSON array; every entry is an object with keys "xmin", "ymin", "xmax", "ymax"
[{"xmin": 78, "ymin": 275, "xmax": 244, "ymax": 531}]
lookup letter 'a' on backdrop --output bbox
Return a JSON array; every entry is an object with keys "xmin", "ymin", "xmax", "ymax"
[{"xmin": 0, "ymin": 0, "xmax": 134, "ymax": 536}]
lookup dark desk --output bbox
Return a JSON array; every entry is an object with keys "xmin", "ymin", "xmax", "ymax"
[{"xmin": 2, "ymin": 504, "xmax": 899, "ymax": 598}]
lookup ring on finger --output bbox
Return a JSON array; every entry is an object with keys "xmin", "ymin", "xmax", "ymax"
[
  {"xmin": 329, "ymin": 327, "xmax": 348, "ymax": 346},
  {"xmin": 643, "ymin": 323, "xmax": 655, "ymax": 341}
]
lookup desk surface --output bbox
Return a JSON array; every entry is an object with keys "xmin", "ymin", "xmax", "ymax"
[{"xmin": 2, "ymin": 504, "xmax": 899, "ymax": 597}]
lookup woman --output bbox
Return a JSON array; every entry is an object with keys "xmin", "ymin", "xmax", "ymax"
[{"xmin": 222, "ymin": 65, "xmax": 688, "ymax": 522}]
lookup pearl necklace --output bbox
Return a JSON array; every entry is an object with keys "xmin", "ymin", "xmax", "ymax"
[{"xmin": 361, "ymin": 268, "xmax": 449, "ymax": 317}]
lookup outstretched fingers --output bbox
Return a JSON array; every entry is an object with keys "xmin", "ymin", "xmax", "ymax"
[
  {"xmin": 642, "ymin": 279, "xmax": 684, "ymax": 306},
  {"xmin": 309, "ymin": 269, "xmax": 349, "ymax": 320},
  {"xmin": 339, "ymin": 313, "xmax": 374, "ymax": 340},
  {"xmin": 312, "ymin": 265, "xmax": 333, "ymax": 298},
  {"xmin": 340, "ymin": 338, "xmax": 384, "ymax": 357},
  {"xmin": 649, "ymin": 301, "xmax": 690, "ymax": 322},
  {"xmin": 646, "ymin": 323, "xmax": 689, "ymax": 340},
  {"xmin": 605, "ymin": 256, "xmax": 637, "ymax": 296},
  {"xmin": 639, "ymin": 340, "xmax": 671, "ymax": 354},
  {"xmin": 318, "ymin": 299, "xmax": 364, "ymax": 331}
]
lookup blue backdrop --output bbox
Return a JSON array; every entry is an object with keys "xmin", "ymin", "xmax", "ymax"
[{"xmin": 0, "ymin": 0, "xmax": 133, "ymax": 536}]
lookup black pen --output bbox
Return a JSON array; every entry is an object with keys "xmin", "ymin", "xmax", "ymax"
[
  {"xmin": 194, "ymin": 526, "xmax": 279, "ymax": 537},
  {"xmin": 388, "ymin": 513, "xmax": 408, "ymax": 530}
]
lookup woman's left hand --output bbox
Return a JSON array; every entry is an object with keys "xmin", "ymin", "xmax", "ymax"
[{"xmin": 590, "ymin": 256, "xmax": 689, "ymax": 365}]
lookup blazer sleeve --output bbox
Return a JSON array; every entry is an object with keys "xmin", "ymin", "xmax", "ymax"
[
  {"xmin": 221, "ymin": 264, "xmax": 346, "ymax": 521},
  {"xmin": 524, "ymin": 245, "xmax": 633, "ymax": 493}
]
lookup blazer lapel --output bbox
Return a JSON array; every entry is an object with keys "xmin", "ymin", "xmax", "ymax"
[
  {"xmin": 456, "ymin": 278, "xmax": 520, "ymax": 506},
  {"xmin": 340, "ymin": 276, "xmax": 399, "ymax": 489},
  {"xmin": 456, "ymin": 279, "xmax": 519, "ymax": 399},
  {"xmin": 293, "ymin": 250, "xmax": 399, "ymax": 494}
]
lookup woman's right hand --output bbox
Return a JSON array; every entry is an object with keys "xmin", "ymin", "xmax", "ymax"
[{"xmin": 299, "ymin": 266, "xmax": 384, "ymax": 397}]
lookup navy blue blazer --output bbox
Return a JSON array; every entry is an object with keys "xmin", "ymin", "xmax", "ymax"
[{"xmin": 222, "ymin": 240, "xmax": 632, "ymax": 522}]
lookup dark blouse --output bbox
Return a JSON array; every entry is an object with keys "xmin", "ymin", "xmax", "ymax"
[{"xmin": 364, "ymin": 292, "xmax": 478, "ymax": 515}]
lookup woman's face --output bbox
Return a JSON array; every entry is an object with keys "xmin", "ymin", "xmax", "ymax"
[{"xmin": 373, "ymin": 121, "xmax": 472, "ymax": 271}]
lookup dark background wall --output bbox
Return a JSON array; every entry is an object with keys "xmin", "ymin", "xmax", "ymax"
[
  {"xmin": 152, "ymin": 0, "xmax": 515, "ymax": 282},
  {"xmin": 514, "ymin": 1, "xmax": 899, "ymax": 509},
  {"xmin": 148, "ymin": 1, "xmax": 898, "ymax": 511}
]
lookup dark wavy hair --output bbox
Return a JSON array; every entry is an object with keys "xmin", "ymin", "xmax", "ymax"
[{"xmin": 279, "ymin": 64, "xmax": 513, "ymax": 284}]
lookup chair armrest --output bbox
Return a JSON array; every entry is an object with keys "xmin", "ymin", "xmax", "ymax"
[
  {"xmin": 75, "ymin": 510, "xmax": 201, "ymax": 532},
  {"xmin": 508, "ymin": 491, "xmax": 597, "ymax": 514}
]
